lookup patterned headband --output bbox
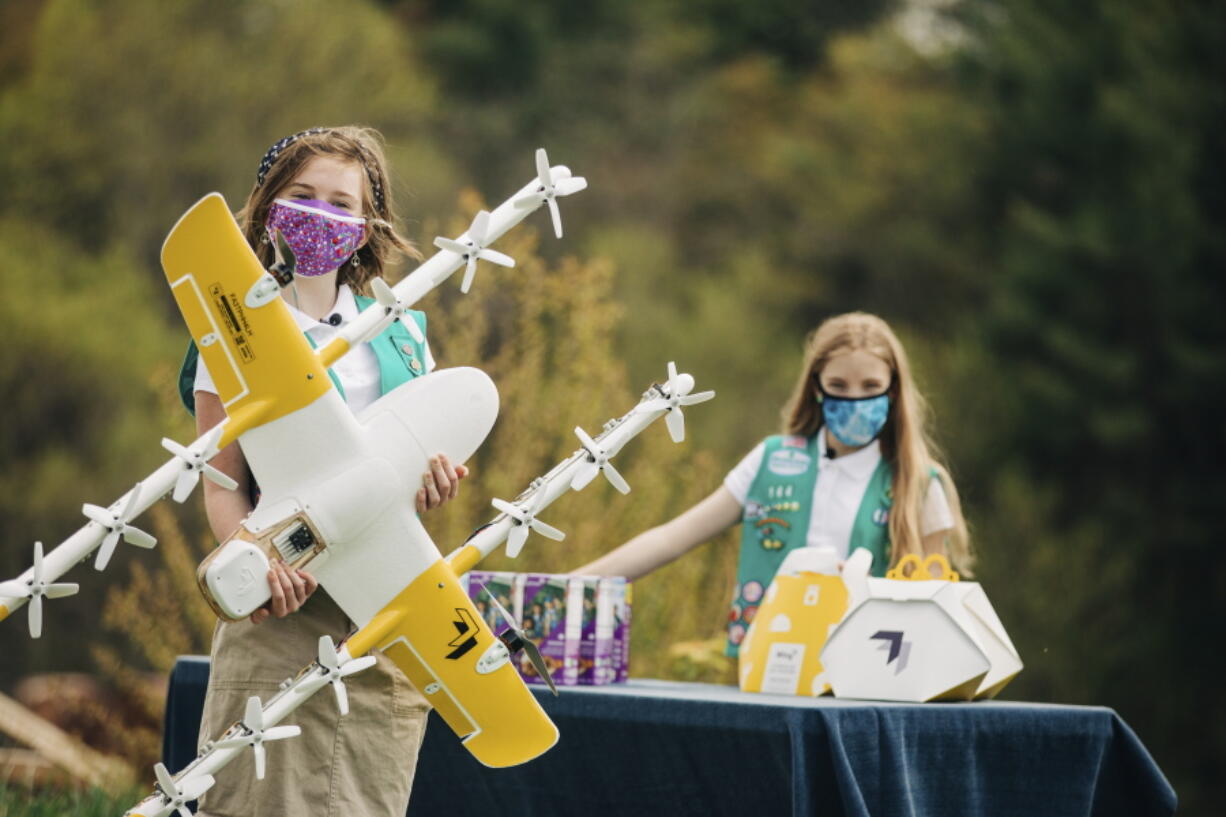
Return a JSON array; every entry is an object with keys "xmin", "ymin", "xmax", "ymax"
[{"xmin": 255, "ymin": 128, "xmax": 386, "ymax": 215}]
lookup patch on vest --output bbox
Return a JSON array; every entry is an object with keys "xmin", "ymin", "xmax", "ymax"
[
  {"xmin": 767, "ymin": 448, "xmax": 811, "ymax": 476},
  {"xmin": 872, "ymin": 507, "xmax": 890, "ymax": 526}
]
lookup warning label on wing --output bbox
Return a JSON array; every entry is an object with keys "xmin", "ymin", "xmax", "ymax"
[{"xmin": 209, "ymin": 283, "xmax": 256, "ymax": 364}]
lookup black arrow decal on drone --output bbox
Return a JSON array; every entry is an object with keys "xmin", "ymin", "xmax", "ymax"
[{"xmin": 445, "ymin": 608, "xmax": 479, "ymax": 660}]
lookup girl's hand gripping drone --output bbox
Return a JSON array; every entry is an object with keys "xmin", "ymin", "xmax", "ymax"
[{"xmin": 0, "ymin": 150, "xmax": 714, "ymax": 816}]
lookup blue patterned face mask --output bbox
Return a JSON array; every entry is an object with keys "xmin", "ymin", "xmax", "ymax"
[{"xmin": 821, "ymin": 391, "xmax": 891, "ymax": 448}]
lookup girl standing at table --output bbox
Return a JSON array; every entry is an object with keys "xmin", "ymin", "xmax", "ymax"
[
  {"xmin": 577, "ymin": 311, "xmax": 972, "ymax": 655},
  {"xmin": 183, "ymin": 126, "xmax": 464, "ymax": 816}
]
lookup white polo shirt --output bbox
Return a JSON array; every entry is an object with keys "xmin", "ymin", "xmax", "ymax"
[
  {"xmin": 193, "ymin": 284, "xmax": 435, "ymax": 416},
  {"xmin": 723, "ymin": 434, "xmax": 954, "ymax": 560}
]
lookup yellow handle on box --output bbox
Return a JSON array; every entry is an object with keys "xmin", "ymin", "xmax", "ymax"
[{"xmin": 886, "ymin": 553, "xmax": 960, "ymax": 582}]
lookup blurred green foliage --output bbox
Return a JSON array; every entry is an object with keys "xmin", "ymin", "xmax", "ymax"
[
  {"xmin": 0, "ymin": 0, "xmax": 1221, "ymax": 811},
  {"xmin": 0, "ymin": 783, "xmax": 146, "ymax": 816}
]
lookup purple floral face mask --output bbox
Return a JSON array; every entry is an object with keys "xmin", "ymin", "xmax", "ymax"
[{"xmin": 266, "ymin": 198, "xmax": 366, "ymax": 278}]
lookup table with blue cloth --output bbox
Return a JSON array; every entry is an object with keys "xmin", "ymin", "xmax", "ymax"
[{"xmin": 163, "ymin": 656, "xmax": 1175, "ymax": 817}]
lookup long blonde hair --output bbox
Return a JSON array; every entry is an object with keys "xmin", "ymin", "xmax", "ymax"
[
  {"xmin": 236, "ymin": 126, "xmax": 422, "ymax": 294},
  {"xmin": 780, "ymin": 312, "xmax": 973, "ymax": 574}
]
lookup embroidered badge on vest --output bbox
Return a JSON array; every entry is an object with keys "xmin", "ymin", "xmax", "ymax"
[{"xmin": 767, "ymin": 448, "xmax": 811, "ymax": 476}]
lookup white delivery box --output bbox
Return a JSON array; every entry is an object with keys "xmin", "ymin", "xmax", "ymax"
[{"xmin": 820, "ymin": 551, "xmax": 1022, "ymax": 702}]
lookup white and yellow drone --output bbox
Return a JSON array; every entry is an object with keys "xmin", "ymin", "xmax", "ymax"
[{"xmin": 0, "ymin": 150, "xmax": 714, "ymax": 817}]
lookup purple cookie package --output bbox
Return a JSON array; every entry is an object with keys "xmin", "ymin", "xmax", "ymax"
[{"xmin": 463, "ymin": 571, "xmax": 631, "ymax": 686}]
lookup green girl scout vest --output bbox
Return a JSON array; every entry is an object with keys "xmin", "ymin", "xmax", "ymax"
[
  {"xmin": 727, "ymin": 434, "xmax": 893, "ymax": 657},
  {"xmin": 177, "ymin": 295, "xmax": 428, "ymax": 415}
]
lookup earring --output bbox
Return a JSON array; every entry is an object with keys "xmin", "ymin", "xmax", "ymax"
[
  {"xmin": 260, "ymin": 233, "xmax": 271, "ymax": 245},
  {"xmin": 351, "ymin": 254, "xmax": 361, "ymax": 268}
]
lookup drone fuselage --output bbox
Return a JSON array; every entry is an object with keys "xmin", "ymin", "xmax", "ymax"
[{"xmin": 199, "ymin": 367, "xmax": 499, "ymax": 624}]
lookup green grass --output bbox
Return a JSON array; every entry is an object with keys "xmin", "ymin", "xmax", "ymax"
[{"xmin": 0, "ymin": 785, "xmax": 145, "ymax": 817}]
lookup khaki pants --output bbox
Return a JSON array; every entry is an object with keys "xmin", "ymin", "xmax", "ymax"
[{"xmin": 196, "ymin": 591, "xmax": 429, "ymax": 817}]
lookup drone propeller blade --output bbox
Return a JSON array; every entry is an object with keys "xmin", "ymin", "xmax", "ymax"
[
  {"xmin": 317, "ymin": 637, "xmax": 339, "ymax": 669},
  {"xmin": 491, "ymin": 497, "xmax": 519, "ymax": 518},
  {"xmin": 171, "ymin": 469, "xmax": 197, "ymax": 503},
  {"xmin": 93, "ymin": 529, "xmax": 121, "ymax": 571},
  {"xmin": 370, "ymin": 276, "xmax": 397, "ymax": 309},
  {"xmin": 666, "ymin": 360, "xmax": 681, "ymax": 391},
  {"xmin": 530, "ymin": 519, "xmax": 565, "ymax": 542},
  {"xmin": 665, "ymin": 407, "xmax": 686, "ymax": 443},
  {"xmin": 151, "ymin": 763, "xmax": 215, "ymax": 817},
  {"xmin": 154, "ymin": 761, "xmax": 177, "ymax": 796},
  {"xmin": 120, "ymin": 484, "xmax": 141, "ymax": 521},
  {"xmin": 5, "ymin": 542, "xmax": 78, "ymax": 638},
  {"xmin": 554, "ymin": 176, "xmax": 588, "ymax": 197},
  {"xmin": 202, "ymin": 464, "xmax": 239, "ymax": 492},
  {"xmin": 535, "ymin": 148, "xmax": 552, "ymax": 188},
  {"xmin": 32, "ymin": 540, "xmax": 45, "ymax": 580},
  {"xmin": 480, "ymin": 248, "xmax": 515, "ymax": 268},
  {"xmin": 681, "ymin": 390, "xmax": 716, "ymax": 406},
  {"xmin": 125, "ymin": 526, "xmax": 157, "ymax": 549},
  {"xmin": 434, "ymin": 236, "xmax": 469, "ymax": 256},
  {"xmin": 480, "ymin": 583, "xmax": 560, "ymax": 695},
  {"xmin": 252, "ymin": 743, "xmax": 267, "ymax": 781},
  {"xmin": 461, "ymin": 257, "xmax": 479, "ymax": 294},
  {"xmin": 315, "ymin": 636, "xmax": 376, "ymax": 717},
  {"xmin": 521, "ymin": 637, "xmax": 559, "ymax": 696},
  {"xmin": 481, "ymin": 583, "xmax": 518, "ymax": 630},
  {"xmin": 547, "ymin": 197, "xmax": 563, "ymax": 239},
  {"xmin": 81, "ymin": 503, "xmax": 114, "ymax": 527},
  {"xmin": 178, "ymin": 773, "xmax": 215, "ymax": 803},
  {"xmin": 331, "ymin": 677, "xmax": 351, "ymax": 717},
  {"xmin": 506, "ymin": 524, "xmax": 530, "ymax": 559},
  {"xmin": 602, "ymin": 462, "xmax": 632, "ymax": 495},
  {"xmin": 28, "ymin": 594, "xmax": 42, "ymax": 639},
  {"xmin": 570, "ymin": 462, "xmax": 599, "ymax": 492},
  {"xmin": 469, "ymin": 210, "xmax": 491, "ymax": 245}
]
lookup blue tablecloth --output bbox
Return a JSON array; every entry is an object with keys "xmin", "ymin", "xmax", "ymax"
[{"xmin": 164, "ymin": 657, "xmax": 1175, "ymax": 817}]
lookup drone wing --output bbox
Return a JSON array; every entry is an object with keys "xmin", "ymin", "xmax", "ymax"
[
  {"xmin": 344, "ymin": 555, "xmax": 559, "ymax": 768},
  {"xmin": 161, "ymin": 193, "xmax": 331, "ymax": 444}
]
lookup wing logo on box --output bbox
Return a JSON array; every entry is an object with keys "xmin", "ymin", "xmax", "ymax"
[
  {"xmin": 871, "ymin": 630, "xmax": 912, "ymax": 674},
  {"xmin": 446, "ymin": 608, "xmax": 480, "ymax": 660}
]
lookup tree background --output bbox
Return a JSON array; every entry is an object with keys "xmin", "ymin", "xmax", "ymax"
[{"xmin": 0, "ymin": 0, "xmax": 1221, "ymax": 811}]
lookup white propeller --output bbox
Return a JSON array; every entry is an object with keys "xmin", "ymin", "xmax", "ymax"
[
  {"xmin": 316, "ymin": 635, "xmax": 377, "ymax": 716},
  {"xmin": 637, "ymin": 361, "xmax": 716, "ymax": 443},
  {"xmin": 214, "ymin": 696, "xmax": 301, "ymax": 780},
  {"xmin": 162, "ymin": 426, "xmax": 239, "ymax": 504},
  {"xmin": 151, "ymin": 762, "xmax": 215, "ymax": 817},
  {"xmin": 492, "ymin": 492, "xmax": 565, "ymax": 559},
  {"xmin": 369, "ymin": 276, "xmax": 425, "ymax": 343},
  {"xmin": 0, "ymin": 542, "xmax": 78, "ymax": 639},
  {"xmin": 513, "ymin": 148, "xmax": 588, "ymax": 239},
  {"xmin": 433, "ymin": 210, "xmax": 516, "ymax": 294},
  {"xmin": 571, "ymin": 426, "xmax": 630, "ymax": 494},
  {"xmin": 81, "ymin": 484, "xmax": 157, "ymax": 571}
]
